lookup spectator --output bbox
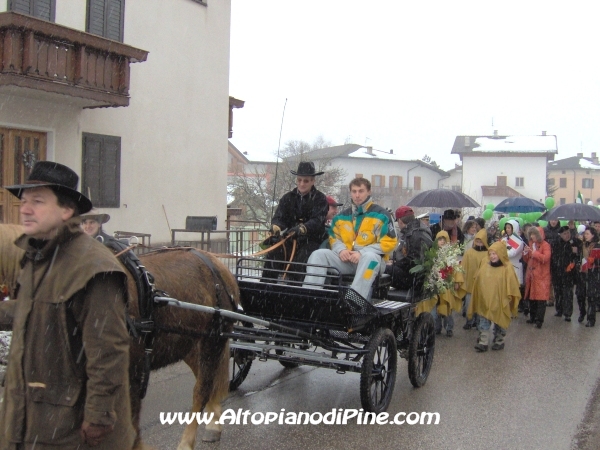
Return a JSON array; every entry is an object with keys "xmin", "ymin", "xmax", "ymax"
[
  {"xmin": 461, "ymin": 228, "xmax": 489, "ymax": 329},
  {"xmin": 577, "ymin": 226, "xmax": 600, "ymax": 327},
  {"xmin": 551, "ymin": 225, "xmax": 580, "ymax": 321},
  {"xmin": 430, "ymin": 209, "xmax": 464, "ymax": 245},
  {"xmin": 80, "ymin": 208, "xmax": 114, "ymax": 243},
  {"xmin": 523, "ymin": 227, "xmax": 552, "ymax": 328},
  {"xmin": 462, "ymin": 220, "xmax": 478, "ymax": 252},
  {"xmin": 385, "ymin": 206, "xmax": 433, "ymax": 290}
]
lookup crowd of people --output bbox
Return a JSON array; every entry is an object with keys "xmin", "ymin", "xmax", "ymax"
[{"xmin": 263, "ymin": 160, "xmax": 600, "ymax": 355}]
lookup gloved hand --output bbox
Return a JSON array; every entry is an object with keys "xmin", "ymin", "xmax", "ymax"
[
  {"xmin": 283, "ymin": 224, "xmax": 307, "ymax": 238},
  {"xmin": 270, "ymin": 225, "xmax": 281, "ymax": 236}
]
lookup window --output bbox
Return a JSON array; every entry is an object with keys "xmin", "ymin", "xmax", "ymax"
[
  {"xmin": 371, "ymin": 175, "xmax": 385, "ymax": 188},
  {"xmin": 87, "ymin": 0, "xmax": 125, "ymax": 42},
  {"xmin": 559, "ymin": 178, "xmax": 567, "ymax": 188},
  {"xmin": 561, "ymin": 170, "xmax": 566, "ymax": 174},
  {"xmin": 515, "ymin": 177, "xmax": 524, "ymax": 187},
  {"xmin": 389, "ymin": 176, "xmax": 402, "ymax": 189},
  {"xmin": 414, "ymin": 176, "xmax": 421, "ymax": 191},
  {"xmin": 82, "ymin": 133, "xmax": 121, "ymax": 207},
  {"xmin": 560, "ymin": 198, "xmax": 566, "ymax": 205},
  {"xmin": 9, "ymin": 0, "xmax": 55, "ymax": 21},
  {"xmin": 583, "ymin": 178, "xmax": 594, "ymax": 189},
  {"xmin": 548, "ymin": 178, "xmax": 555, "ymax": 186},
  {"xmin": 497, "ymin": 176, "xmax": 507, "ymax": 187}
]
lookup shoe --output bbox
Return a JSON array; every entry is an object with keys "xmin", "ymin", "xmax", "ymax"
[
  {"xmin": 447, "ymin": 330, "xmax": 453, "ymax": 337},
  {"xmin": 585, "ymin": 321, "xmax": 595, "ymax": 327},
  {"xmin": 435, "ymin": 329, "xmax": 441, "ymax": 335},
  {"xmin": 526, "ymin": 319, "xmax": 534, "ymax": 324},
  {"xmin": 547, "ymin": 302, "xmax": 555, "ymax": 307},
  {"xmin": 554, "ymin": 312, "xmax": 563, "ymax": 317},
  {"xmin": 523, "ymin": 309, "xmax": 529, "ymax": 316},
  {"xmin": 491, "ymin": 343, "xmax": 505, "ymax": 351},
  {"xmin": 565, "ymin": 317, "xmax": 571, "ymax": 322},
  {"xmin": 578, "ymin": 315, "xmax": 586, "ymax": 323},
  {"xmin": 474, "ymin": 343, "xmax": 488, "ymax": 352},
  {"xmin": 535, "ymin": 322, "xmax": 543, "ymax": 329},
  {"xmin": 463, "ymin": 323, "xmax": 472, "ymax": 330}
]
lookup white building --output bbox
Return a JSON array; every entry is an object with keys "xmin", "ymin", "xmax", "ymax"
[
  {"xmin": 451, "ymin": 133, "xmax": 557, "ymax": 208},
  {"xmin": 0, "ymin": 1, "xmax": 232, "ymax": 243}
]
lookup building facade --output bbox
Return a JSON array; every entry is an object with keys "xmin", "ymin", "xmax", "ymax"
[
  {"xmin": 548, "ymin": 153, "xmax": 600, "ymax": 205},
  {"xmin": 0, "ymin": 0, "xmax": 231, "ymax": 243}
]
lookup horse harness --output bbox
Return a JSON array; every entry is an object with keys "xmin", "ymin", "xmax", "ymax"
[{"xmin": 104, "ymin": 240, "xmax": 236, "ymax": 398}]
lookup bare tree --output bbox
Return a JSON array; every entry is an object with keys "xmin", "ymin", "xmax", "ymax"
[{"xmin": 228, "ymin": 137, "xmax": 347, "ymax": 223}]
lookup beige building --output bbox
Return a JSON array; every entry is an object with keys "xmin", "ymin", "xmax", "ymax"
[
  {"xmin": 0, "ymin": 0, "xmax": 232, "ymax": 243},
  {"xmin": 548, "ymin": 153, "xmax": 600, "ymax": 205}
]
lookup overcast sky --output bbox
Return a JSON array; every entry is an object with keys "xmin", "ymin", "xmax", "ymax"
[{"xmin": 228, "ymin": 1, "xmax": 600, "ymax": 171}]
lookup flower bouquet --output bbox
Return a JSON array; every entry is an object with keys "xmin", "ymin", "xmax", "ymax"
[{"xmin": 410, "ymin": 241, "xmax": 464, "ymax": 299}]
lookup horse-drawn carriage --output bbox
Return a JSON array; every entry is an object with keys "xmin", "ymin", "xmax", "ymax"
[{"xmin": 226, "ymin": 258, "xmax": 436, "ymax": 413}]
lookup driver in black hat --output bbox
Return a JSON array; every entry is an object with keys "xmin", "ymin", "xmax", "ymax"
[
  {"xmin": 0, "ymin": 161, "xmax": 134, "ymax": 448},
  {"xmin": 262, "ymin": 161, "xmax": 329, "ymax": 282}
]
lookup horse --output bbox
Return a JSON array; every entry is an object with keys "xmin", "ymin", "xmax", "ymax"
[{"xmin": 0, "ymin": 225, "xmax": 239, "ymax": 450}]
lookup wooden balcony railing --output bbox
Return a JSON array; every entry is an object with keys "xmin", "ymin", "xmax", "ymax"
[{"xmin": 0, "ymin": 12, "xmax": 148, "ymax": 108}]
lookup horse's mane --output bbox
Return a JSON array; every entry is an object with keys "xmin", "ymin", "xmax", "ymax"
[{"xmin": 0, "ymin": 224, "xmax": 25, "ymax": 295}]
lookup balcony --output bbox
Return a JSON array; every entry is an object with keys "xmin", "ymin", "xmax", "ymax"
[{"xmin": 0, "ymin": 12, "xmax": 148, "ymax": 108}]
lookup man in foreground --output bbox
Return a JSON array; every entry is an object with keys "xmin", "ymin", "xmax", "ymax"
[
  {"xmin": 303, "ymin": 178, "xmax": 397, "ymax": 300},
  {"xmin": 0, "ymin": 161, "xmax": 134, "ymax": 449}
]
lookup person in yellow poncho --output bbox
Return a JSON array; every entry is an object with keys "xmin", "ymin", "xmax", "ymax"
[
  {"xmin": 461, "ymin": 228, "xmax": 489, "ymax": 330},
  {"xmin": 468, "ymin": 241, "xmax": 521, "ymax": 352},
  {"xmin": 415, "ymin": 230, "xmax": 466, "ymax": 337}
]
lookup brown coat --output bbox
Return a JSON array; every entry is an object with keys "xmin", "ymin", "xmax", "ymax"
[
  {"xmin": 0, "ymin": 220, "xmax": 135, "ymax": 450},
  {"xmin": 523, "ymin": 228, "xmax": 552, "ymax": 301}
]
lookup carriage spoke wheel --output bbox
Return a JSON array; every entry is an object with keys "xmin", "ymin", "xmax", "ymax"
[
  {"xmin": 360, "ymin": 328, "xmax": 397, "ymax": 413},
  {"xmin": 229, "ymin": 321, "xmax": 254, "ymax": 391},
  {"xmin": 408, "ymin": 312, "xmax": 435, "ymax": 388}
]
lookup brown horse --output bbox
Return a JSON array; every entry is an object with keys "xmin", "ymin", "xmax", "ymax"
[{"xmin": 0, "ymin": 226, "xmax": 239, "ymax": 450}]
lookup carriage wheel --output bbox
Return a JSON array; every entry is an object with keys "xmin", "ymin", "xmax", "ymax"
[
  {"xmin": 229, "ymin": 321, "xmax": 254, "ymax": 391},
  {"xmin": 360, "ymin": 328, "xmax": 398, "ymax": 413},
  {"xmin": 408, "ymin": 312, "xmax": 435, "ymax": 388}
]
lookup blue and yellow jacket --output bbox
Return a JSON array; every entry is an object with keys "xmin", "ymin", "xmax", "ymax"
[{"xmin": 329, "ymin": 198, "xmax": 397, "ymax": 261}]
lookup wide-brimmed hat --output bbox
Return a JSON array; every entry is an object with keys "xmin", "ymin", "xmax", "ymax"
[
  {"xmin": 442, "ymin": 209, "xmax": 457, "ymax": 220},
  {"xmin": 4, "ymin": 161, "xmax": 92, "ymax": 214},
  {"xmin": 326, "ymin": 195, "xmax": 343, "ymax": 207},
  {"xmin": 290, "ymin": 161, "xmax": 324, "ymax": 177},
  {"xmin": 81, "ymin": 208, "xmax": 110, "ymax": 224}
]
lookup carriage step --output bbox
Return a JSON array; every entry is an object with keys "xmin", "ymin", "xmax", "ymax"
[{"xmin": 374, "ymin": 300, "xmax": 411, "ymax": 311}]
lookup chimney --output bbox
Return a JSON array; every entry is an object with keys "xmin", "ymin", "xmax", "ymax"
[
  {"xmin": 366, "ymin": 146, "xmax": 373, "ymax": 155},
  {"xmin": 542, "ymin": 131, "xmax": 547, "ymax": 136},
  {"xmin": 493, "ymin": 130, "xmax": 498, "ymax": 136},
  {"xmin": 577, "ymin": 153, "xmax": 583, "ymax": 157},
  {"xmin": 593, "ymin": 152, "xmax": 598, "ymax": 164},
  {"xmin": 390, "ymin": 149, "xmax": 393, "ymax": 154},
  {"xmin": 464, "ymin": 136, "xmax": 470, "ymax": 147}
]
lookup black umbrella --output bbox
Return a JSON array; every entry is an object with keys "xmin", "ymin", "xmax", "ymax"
[
  {"xmin": 494, "ymin": 197, "xmax": 546, "ymax": 213},
  {"xmin": 406, "ymin": 188, "xmax": 480, "ymax": 208},
  {"xmin": 538, "ymin": 203, "xmax": 600, "ymax": 221}
]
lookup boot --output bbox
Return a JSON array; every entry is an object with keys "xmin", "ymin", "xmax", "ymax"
[
  {"xmin": 491, "ymin": 333, "xmax": 505, "ymax": 351},
  {"xmin": 474, "ymin": 330, "xmax": 489, "ymax": 352}
]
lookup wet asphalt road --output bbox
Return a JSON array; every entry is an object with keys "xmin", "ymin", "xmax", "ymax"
[{"xmin": 140, "ymin": 309, "xmax": 600, "ymax": 450}]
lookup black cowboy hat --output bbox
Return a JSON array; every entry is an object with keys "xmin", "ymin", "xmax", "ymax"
[
  {"xmin": 4, "ymin": 161, "xmax": 93, "ymax": 214},
  {"xmin": 290, "ymin": 161, "xmax": 324, "ymax": 177}
]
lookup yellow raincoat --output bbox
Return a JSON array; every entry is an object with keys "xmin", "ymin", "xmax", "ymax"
[
  {"xmin": 415, "ymin": 231, "xmax": 466, "ymax": 316},
  {"xmin": 461, "ymin": 228, "xmax": 489, "ymax": 293},
  {"xmin": 467, "ymin": 241, "xmax": 521, "ymax": 329}
]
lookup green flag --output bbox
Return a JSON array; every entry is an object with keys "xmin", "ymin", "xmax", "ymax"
[{"xmin": 577, "ymin": 191, "xmax": 584, "ymax": 204}]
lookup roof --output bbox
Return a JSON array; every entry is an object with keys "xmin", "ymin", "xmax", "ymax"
[
  {"xmin": 302, "ymin": 144, "xmax": 449, "ymax": 176},
  {"xmin": 548, "ymin": 156, "xmax": 600, "ymax": 171},
  {"xmin": 481, "ymin": 186, "xmax": 524, "ymax": 198},
  {"xmin": 452, "ymin": 135, "xmax": 558, "ymax": 156}
]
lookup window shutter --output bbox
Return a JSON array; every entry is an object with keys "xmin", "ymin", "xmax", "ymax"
[
  {"xmin": 88, "ymin": 0, "xmax": 106, "ymax": 37},
  {"xmin": 9, "ymin": 0, "xmax": 32, "ymax": 15},
  {"xmin": 106, "ymin": 0, "xmax": 124, "ymax": 42},
  {"xmin": 82, "ymin": 133, "xmax": 120, "ymax": 207}
]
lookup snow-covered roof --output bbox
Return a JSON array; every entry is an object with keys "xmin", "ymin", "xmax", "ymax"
[
  {"xmin": 473, "ymin": 136, "xmax": 557, "ymax": 153},
  {"xmin": 347, "ymin": 148, "xmax": 405, "ymax": 160},
  {"xmin": 578, "ymin": 158, "xmax": 600, "ymax": 170}
]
